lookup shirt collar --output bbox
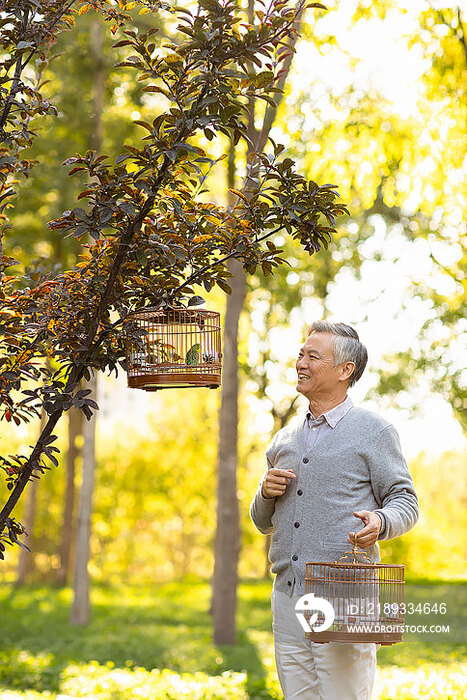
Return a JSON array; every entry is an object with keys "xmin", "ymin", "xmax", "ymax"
[{"xmin": 306, "ymin": 395, "xmax": 353, "ymax": 428}]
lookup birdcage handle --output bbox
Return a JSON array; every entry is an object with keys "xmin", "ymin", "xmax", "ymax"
[{"xmin": 337, "ymin": 534, "xmax": 374, "ymax": 564}]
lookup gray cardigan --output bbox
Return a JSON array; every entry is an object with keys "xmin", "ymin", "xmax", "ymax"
[{"xmin": 250, "ymin": 405, "xmax": 419, "ymax": 596}]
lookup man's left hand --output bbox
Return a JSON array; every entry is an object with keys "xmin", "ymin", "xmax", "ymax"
[{"xmin": 348, "ymin": 511, "xmax": 382, "ymax": 548}]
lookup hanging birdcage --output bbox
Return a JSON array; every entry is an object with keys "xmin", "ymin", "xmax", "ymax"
[
  {"xmin": 125, "ymin": 307, "xmax": 222, "ymax": 391},
  {"xmin": 304, "ymin": 538, "xmax": 405, "ymax": 645}
]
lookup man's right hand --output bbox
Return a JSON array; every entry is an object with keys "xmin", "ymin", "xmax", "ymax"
[{"xmin": 262, "ymin": 468, "xmax": 296, "ymax": 499}]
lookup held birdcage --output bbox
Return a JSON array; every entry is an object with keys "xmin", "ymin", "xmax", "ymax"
[
  {"xmin": 125, "ymin": 307, "xmax": 222, "ymax": 391},
  {"xmin": 304, "ymin": 538, "xmax": 405, "ymax": 645}
]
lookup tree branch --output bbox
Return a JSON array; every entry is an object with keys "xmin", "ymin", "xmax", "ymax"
[
  {"xmin": 173, "ymin": 222, "xmax": 285, "ymax": 296},
  {"xmin": 0, "ymin": 79, "xmax": 209, "ymax": 534},
  {"xmin": 0, "ymin": 1, "xmax": 77, "ymax": 132},
  {"xmin": 255, "ymin": 0, "xmax": 304, "ymax": 155},
  {"xmin": 0, "ymin": 186, "xmax": 161, "ymax": 533}
]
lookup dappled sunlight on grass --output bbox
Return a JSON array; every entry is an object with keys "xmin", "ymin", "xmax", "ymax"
[
  {"xmin": 0, "ymin": 650, "xmax": 56, "ymax": 693},
  {"xmin": 0, "ymin": 580, "xmax": 465, "ymax": 698},
  {"xmin": 374, "ymin": 663, "xmax": 466, "ymax": 699},
  {"xmin": 0, "ymin": 660, "xmax": 465, "ymax": 699},
  {"xmin": 0, "ymin": 691, "xmax": 55, "ymax": 699},
  {"xmin": 60, "ymin": 662, "xmax": 248, "ymax": 699}
]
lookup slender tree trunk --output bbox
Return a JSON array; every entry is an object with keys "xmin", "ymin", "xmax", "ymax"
[
  {"xmin": 212, "ymin": 259, "xmax": 247, "ymax": 645},
  {"xmin": 211, "ymin": 0, "xmax": 304, "ymax": 643},
  {"xmin": 70, "ymin": 375, "xmax": 97, "ymax": 625},
  {"xmin": 56, "ymin": 405, "xmax": 82, "ymax": 586},
  {"xmin": 211, "ymin": 0, "xmax": 255, "ymax": 648},
  {"xmin": 70, "ymin": 19, "xmax": 103, "ymax": 624}
]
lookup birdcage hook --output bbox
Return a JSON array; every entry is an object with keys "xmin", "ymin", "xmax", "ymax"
[{"xmin": 337, "ymin": 534, "xmax": 374, "ymax": 564}]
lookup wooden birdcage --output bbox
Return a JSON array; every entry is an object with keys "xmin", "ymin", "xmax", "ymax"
[
  {"xmin": 304, "ymin": 538, "xmax": 405, "ymax": 645},
  {"xmin": 125, "ymin": 307, "xmax": 222, "ymax": 391}
]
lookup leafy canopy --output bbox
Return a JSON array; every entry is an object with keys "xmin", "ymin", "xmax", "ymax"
[{"xmin": 0, "ymin": 0, "xmax": 346, "ymax": 554}]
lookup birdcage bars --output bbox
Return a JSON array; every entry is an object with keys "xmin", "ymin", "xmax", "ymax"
[
  {"xmin": 305, "ymin": 560, "xmax": 405, "ymax": 645},
  {"xmin": 126, "ymin": 307, "xmax": 222, "ymax": 391}
]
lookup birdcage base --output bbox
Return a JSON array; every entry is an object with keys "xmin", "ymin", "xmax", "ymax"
[
  {"xmin": 128, "ymin": 372, "xmax": 221, "ymax": 391},
  {"xmin": 305, "ymin": 630, "xmax": 402, "ymax": 645}
]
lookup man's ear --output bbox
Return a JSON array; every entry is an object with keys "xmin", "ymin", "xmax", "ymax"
[{"xmin": 339, "ymin": 361, "xmax": 355, "ymax": 383}]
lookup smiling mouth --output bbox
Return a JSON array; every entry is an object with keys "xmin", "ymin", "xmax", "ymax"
[{"xmin": 297, "ymin": 374, "xmax": 310, "ymax": 380}]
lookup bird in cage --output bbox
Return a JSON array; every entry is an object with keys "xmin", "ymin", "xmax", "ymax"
[
  {"xmin": 147, "ymin": 340, "xmax": 183, "ymax": 364},
  {"xmin": 185, "ymin": 343, "xmax": 201, "ymax": 365},
  {"xmin": 202, "ymin": 351, "xmax": 219, "ymax": 364}
]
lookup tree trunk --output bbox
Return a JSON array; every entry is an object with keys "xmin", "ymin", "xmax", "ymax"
[
  {"xmin": 211, "ymin": 0, "xmax": 304, "ymax": 643},
  {"xmin": 212, "ymin": 259, "xmax": 247, "ymax": 645},
  {"xmin": 70, "ymin": 374, "xmax": 97, "ymax": 625},
  {"xmin": 56, "ymin": 405, "xmax": 82, "ymax": 586},
  {"xmin": 70, "ymin": 19, "xmax": 103, "ymax": 624}
]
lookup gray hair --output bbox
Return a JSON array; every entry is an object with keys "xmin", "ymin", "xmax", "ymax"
[{"xmin": 306, "ymin": 321, "xmax": 368, "ymax": 386}]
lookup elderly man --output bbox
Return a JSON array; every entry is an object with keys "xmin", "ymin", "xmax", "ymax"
[{"xmin": 250, "ymin": 321, "xmax": 419, "ymax": 700}]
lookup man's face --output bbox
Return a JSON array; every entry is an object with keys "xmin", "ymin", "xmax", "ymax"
[{"xmin": 296, "ymin": 332, "xmax": 347, "ymax": 401}]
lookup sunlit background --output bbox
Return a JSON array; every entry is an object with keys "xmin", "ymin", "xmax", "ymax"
[
  {"xmin": 0, "ymin": 1, "xmax": 465, "ymax": 698},
  {"xmin": 2, "ymin": 0, "xmax": 465, "ymax": 578}
]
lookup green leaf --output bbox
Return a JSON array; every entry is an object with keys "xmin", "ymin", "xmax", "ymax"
[
  {"xmin": 216, "ymin": 279, "xmax": 232, "ymax": 294},
  {"xmin": 133, "ymin": 120, "xmax": 153, "ymax": 132},
  {"xmin": 188, "ymin": 296, "xmax": 205, "ymax": 306}
]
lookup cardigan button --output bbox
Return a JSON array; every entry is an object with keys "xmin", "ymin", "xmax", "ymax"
[
  {"xmin": 297, "ymin": 489, "xmax": 303, "ymax": 496},
  {"xmin": 292, "ymin": 555, "xmax": 298, "ymax": 561},
  {"xmin": 287, "ymin": 580, "xmax": 292, "ymax": 586},
  {"xmin": 294, "ymin": 521, "xmax": 300, "ymax": 528},
  {"xmin": 303, "ymin": 457, "xmax": 309, "ymax": 463}
]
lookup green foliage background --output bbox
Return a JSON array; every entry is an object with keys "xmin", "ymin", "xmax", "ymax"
[
  {"xmin": 1, "ymin": 386, "xmax": 465, "ymax": 584},
  {"xmin": 0, "ymin": 0, "xmax": 465, "ymax": 697}
]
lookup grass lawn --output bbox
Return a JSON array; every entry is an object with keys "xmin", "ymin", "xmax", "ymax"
[{"xmin": 0, "ymin": 579, "xmax": 465, "ymax": 699}]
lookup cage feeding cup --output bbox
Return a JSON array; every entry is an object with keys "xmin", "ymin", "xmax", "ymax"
[
  {"xmin": 304, "ymin": 537, "xmax": 405, "ymax": 645},
  {"xmin": 126, "ymin": 307, "xmax": 222, "ymax": 391}
]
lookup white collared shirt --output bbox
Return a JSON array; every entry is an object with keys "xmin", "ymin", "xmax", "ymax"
[{"xmin": 303, "ymin": 395, "xmax": 354, "ymax": 451}]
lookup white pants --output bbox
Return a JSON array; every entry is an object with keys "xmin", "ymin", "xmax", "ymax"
[{"xmin": 272, "ymin": 586, "xmax": 377, "ymax": 700}]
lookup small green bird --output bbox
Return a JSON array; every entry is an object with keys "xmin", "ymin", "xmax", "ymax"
[{"xmin": 185, "ymin": 343, "xmax": 201, "ymax": 366}]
